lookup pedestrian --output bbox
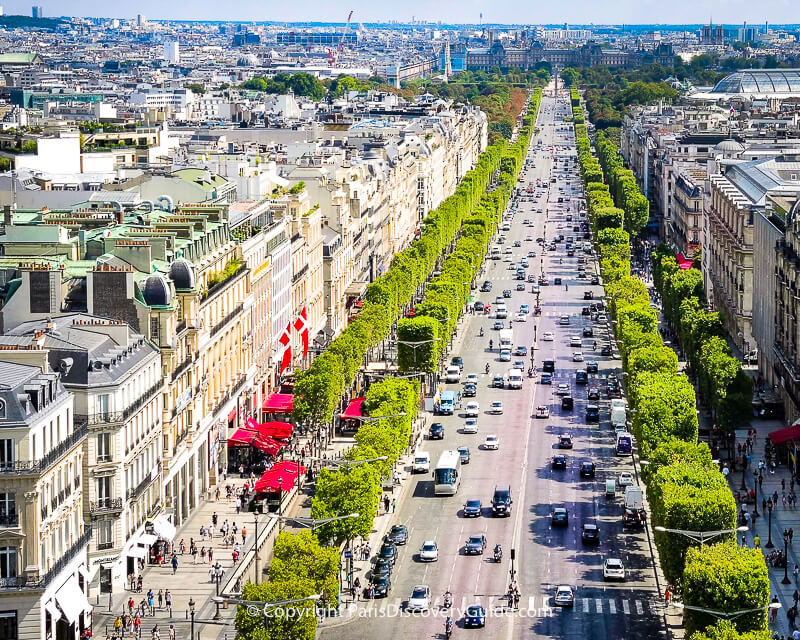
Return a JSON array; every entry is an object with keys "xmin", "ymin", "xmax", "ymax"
[
  {"xmin": 754, "ymin": 535, "xmax": 761, "ymax": 548},
  {"xmin": 212, "ymin": 511, "xmax": 218, "ymax": 527},
  {"xmin": 232, "ymin": 549, "xmax": 239, "ymax": 565},
  {"xmin": 151, "ymin": 623, "xmax": 160, "ymax": 640},
  {"xmin": 201, "ymin": 546, "xmax": 207, "ymax": 563},
  {"xmin": 233, "ymin": 522, "xmax": 238, "ymax": 536},
  {"xmin": 235, "ymin": 497, "xmax": 241, "ymax": 514},
  {"xmin": 165, "ymin": 590, "xmax": 172, "ymax": 616},
  {"xmin": 209, "ymin": 565, "xmax": 217, "ymax": 583},
  {"xmin": 179, "ymin": 539, "xmax": 185, "ymax": 555},
  {"xmin": 392, "ymin": 498, "xmax": 397, "ymax": 513},
  {"xmin": 208, "ymin": 547, "xmax": 214, "ymax": 564},
  {"xmin": 242, "ymin": 526, "xmax": 247, "ymax": 545},
  {"xmin": 171, "ymin": 554, "xmax": 178, "ymax": 574},
  {"xmin": 383, "ymin": 495, "xmax": 390, "ymax": 513},
  {"xmin": 147, "ymin": 593, "xmax": 154, "ymax": 616},
  {"xmin": 129, "ymin": 597, "xmax": 135, "ymax": 614},
  {"xmin": 137, "ymin": 575, "xmax": 143, "ymax": 593},
  {"xmin": 168, "ymin": 625, "xmax": 175, "ymax": 640},
  {"xmin": 664, "ymin": 586, "xmax": 672, "ymax": 607},
  {"xmin": 191, "ymin": 544, "xmax": 198, "ymax": 564},
  {"xmin": 158, "ymin": 589, "xmax": 163, "ymax": 609}
]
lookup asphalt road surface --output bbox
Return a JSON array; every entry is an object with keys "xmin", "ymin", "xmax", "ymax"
[{"xmin": 324, "ymin": 88, "xmax": 666, "ymax": 640}]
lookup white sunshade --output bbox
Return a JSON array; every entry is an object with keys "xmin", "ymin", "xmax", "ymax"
[
  {"xmin": 138, "ymin": 533, "xmax": 158, "ymax": 546},
  {"xmin": 152, "ymin": 515, "xmax": 176, "ymax": 542},
  {"xmin": 44, "ymin": 599, "xmax": 61, "ymax": 623},
  {"xmin": 55, "ymin": 576, "xmax": 91, "ymax": 624},
  {"xmin": 127, "ymin": 545, "xmax": 148, "ymax": 559}
]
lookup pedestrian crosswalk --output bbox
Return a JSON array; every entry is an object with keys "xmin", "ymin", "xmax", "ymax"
[{"xmin": 355, "ymin": 595, "xmax": 660, "ymax": 618}]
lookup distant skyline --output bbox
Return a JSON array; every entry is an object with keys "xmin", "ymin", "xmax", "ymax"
[{"xmin": 5, "ymin": 0, "xmax": 800, "ymax": 26}]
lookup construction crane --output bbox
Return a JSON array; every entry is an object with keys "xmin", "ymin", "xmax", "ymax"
[{"xmin": 333, "ymin": 10, "xmax": 354, "ymax": 66}]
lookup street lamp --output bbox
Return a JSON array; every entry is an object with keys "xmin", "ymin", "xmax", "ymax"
[
  {"xmin": 673, "ymin": 601, "xmax": 781, "ymax": 620},
  {"xmin": 308, "ymin": 455, "xmax": 388, "ymax": 469},
  {"xmin": 267, "ymin": 513, "xmax": 360, "ymax": 531},
  {"xmin": 189, "ymin": 597, "xmax": 195, "ymax": 640},
  {"xmin": 253, "ymin": 510, "xmax": 260, "ymax": 584},
  {"xmin": 783, "ymin": 529, "xmax": 792, "ymax": 584},
  {"xmin": 213, "ymin": 561, "xmax": 223, "ymax": 620},
  {"xmin": 766, "ymin": 498, "xmax": 775, "ymax": 548},
  {"xmin": 654, "ymin": 526, "xmax": 748, "ymax": 545},
  {"xmin": 396, "ymin": 339, "xmax": 441, "ymax": 371},
  {"xmin": 335, "ymin": 413, "xmax": 407, "ymax": 423}
]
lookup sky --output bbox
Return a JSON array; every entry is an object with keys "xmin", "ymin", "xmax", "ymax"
[{"xmin": 10, "ymin": 0, "xmax": 800, "ymax": 25}]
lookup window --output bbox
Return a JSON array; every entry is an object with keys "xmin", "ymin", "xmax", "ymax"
[
  {"xmin": 0, "ymin": 440, "xmax": 12, "ymax": 471},
  {"xmin": 0, "ymin": 548, "xmax": 17, "ymax": 579},
  {"xmin": 0, "ymin": 494, "xmax": 15, "ymax": 526},
  {"xmin": 97, "ymin": 520, "xmax": 112, "ymax": 550},
  {"xmin": 0, "ymin": 400, "xmax": 5, "ymax": 420},
  {"xmin": 0, "ymin": 611, "xmax": 18, "ymax": 640},
  {"xmin": 96, "ymin": 476, "xmax": 111, "ymax": 503},
  {"xmin": 97, "ymin": 394, "xmax": 110, "ymax": 421},
  {"xmin": 97, "ymin": 433, "xmax": 111, "ymax": 462}
]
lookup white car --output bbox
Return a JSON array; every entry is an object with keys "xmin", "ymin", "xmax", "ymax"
[
  {"xmin": 465, "ymin": 373, "xmax": 479, "ymax": 385},
  {"xmin": 484, "ymin": 435, "xmax": 500, "ymax": 450},
  {"xmin": 618, "ymin": 472, "xmax": 634, "ymax": 487},
  {"xmin": 500, "ymin": 349, "xmax": 512, "ymax": 362},
  {"xmin": 407, "ymin": 584, "xmax": 431, "ymax": 612},
  {"xmin": 556, "ymin": 383, "xmax": 570, "ymax": 395},
  {"xmin": 504, "ymin": 247, "xmax": 513, "ymax": 254},
  {"xmin": 554, "ymin": 585, "xmax": 575, "ymax": 607},
  {"xmin": 532, "ymin": 285, "xmax": 541, "ymax": 294},
  {"xmin": 419, "ymin": 541, "xmax": 439, "ymax": 563},
  {"xmin": 463, "ymin": 418, "xmax": 479, "ymax": 434},
  {"xmin": 573, "ymin": 352, "xmax": 584, "ymax": 362},
  {"xmin": 504, "ymin": 255, "xmax": 513, "ymax": 263},
  {"xmin": 465, "ymin": 401, "xmax": 480, "ymax": 417},
  {"xmin": 603, "ymin": 558, "xmax": 625, "ymax": 581},
  {"xmin": 508, "ymin": 262, "xmax": 517, "ymax": 271},
  {"xmin": 596, "ymin": 313, "xmax": 608, "ymax": 323},
  {"xmin": 489, "ymin": 401, "xmax": 504, "ymax": 415},
  {"xmin": 570, "ymin": 336, "xmax": 582, "ymax": 347},
  {"xmin": 515, "ymin": 312, "xmax": 527, "ymax": 322}
]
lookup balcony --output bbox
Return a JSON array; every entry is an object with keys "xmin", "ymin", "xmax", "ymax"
[
  {"xmin": 292, "ymin": 263, "xmax": 309, "ymax": 284},
  {"xmin": 213, "ymin": 375, "xmax": 247, "ymax": 418},
  {"xmin": 0, "ymin": 513, "xmax": 19, "ymax": 527},
  {"xmin": 201, "ymin": 261, "xmax": 248, "ymax": 303},
  {"xmin": 209, "ymin": 303, "xmax": 244, "ymax": 339},
  {"xmin": 127, "ymin": 461, "xmax": 160, "ymax": 501},
  {"xmin": 0, "ymin": 422, "xmax": 87, "ymax": 477},
  {"xmin": 76, "ymin": 380, "xmax": 162, "ymax": 426},
  {"xmin": 170, "ymin": 355, "xmax": 193, "ymax": 382},
  {"xmin": 90, "ymin": 497, "xmax": 123, "ymax": 514},
  {"xmin": 0, "ymin": 526, "xmax": 92, "ymax": 590}
]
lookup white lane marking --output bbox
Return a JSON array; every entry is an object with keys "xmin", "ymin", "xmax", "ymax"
[
  {"xmin": 622, "ymin": 599, "xmax": 630, "ymax": 615},
  {"xmin": 583, "ymin": 598, "xmax": 590, "ymax": 613},
  {"xmin": 609, "ymin": 599, "xmax": 616, "ymax": 614},
  {"xmin": 635, "ymin": 600, "xmax": 644, "ymax": 615},
  {"xmin": 528, "ymin": 596, "xmax": 536, "ymax": 611},
  {"xmin": 596, "ymin": 598, "xmax": 603, "ymax": 614}
]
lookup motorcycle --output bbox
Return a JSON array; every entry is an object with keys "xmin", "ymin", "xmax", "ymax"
[
  {"xmin": 445, "ymin": 619, "xmax": 453, "ymax": 639},
  {"xmin": 443, "ymin": 593, "xmax": 453, "ymax": 609},
  {"xmin": 485, "ymin": 363, "xmax": 490, "ymax": 374},
  {"xmin": 494, "ymin": 546, "xmax": 503, "ymax": 563}
]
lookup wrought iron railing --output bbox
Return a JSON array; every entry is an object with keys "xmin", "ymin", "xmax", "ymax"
[
  {"xmin": 90, "ymin": 498, "xmax": 123, "ymax": 514},
  {"xmin": 0, "ymin": 422, "xmax": 87, "ymax": 476},
  {"xmin": 126, "ymin": 462, "xmax": 160, "ymax": 501},
  {"xmin": 76, "ymin": 381, "xmax": 162, "ymax": 426},
  {"xmin": 0, "ymin": 526, "xmax": 92, "ymax": 590},
  {"xmin": 210, "ymin": 303, "xmax": 244, "ymax": 338}
]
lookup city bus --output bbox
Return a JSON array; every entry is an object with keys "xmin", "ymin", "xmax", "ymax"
[{"xmin": 433, "ymin": 450, "xmax": 462, "ymax": 496}]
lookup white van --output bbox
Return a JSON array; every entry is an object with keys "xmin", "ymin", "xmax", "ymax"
[
  {"xmin": 413, "ymin": 451, "xmax": 431, "ymax": 474},
  {"xmin": 445, "ymin": 366, "xmax": 461, "ymax": 383},
  {"xmin": 507, "ymin": 368, "xmax": 523, "ymax": 389},
  {"xmin": 496, "ymin": 304, "xmax": 508, "ymax": 319},
  {"xmin": 610, "ymin": 399, "xmax": 627, "ymax": 429}
]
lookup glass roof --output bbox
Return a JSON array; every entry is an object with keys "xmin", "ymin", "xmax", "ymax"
[{"xmin": 712, "ymin": 70, "xmax": 800, "ymax": 95}]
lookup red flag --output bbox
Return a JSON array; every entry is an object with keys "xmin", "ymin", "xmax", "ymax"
[
  {"xmin": 279, "ymin": 322, "xmax": 292, "ymax": 375},
  {"xmin": 294, "ymin": 307, "xmax": 309, "ymax": 358}
]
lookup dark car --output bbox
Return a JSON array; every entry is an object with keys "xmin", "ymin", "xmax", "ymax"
[
  {"xmin": 575, "ymin": 370, "xmax": 588, "ymax": 385},
  {"xmin": 581, "ymin": 306, "xmax": 591, "ymax": 316},
  {"xmin": 586, "ymin": 360, "xmax": 598, "ymax": 374},
  {"xmin": 552, "ymin": 454, "xmax": 568, "ymax": 470},
  {"xmin": 552, "ymin": 507, "xmax": 569, "ymax": 526},
  {"xmin": 492, "ymin": 375, "xmax": 505, "ymax": 388},
  {"xmin": 516, "ymin": 283, "xmax": 526, "ymax": 291},
  {"xmin": 463, "ymin": 383, "xmax": 477, "ymax": 398},
  {"xmin": 580, "ymin": 461, "xmax": 596, "ymax": 478},
  {"xmin": 587, "ymin": 387, "xmax": 600, "ymax": 401},
  {"xmin": 378, "ymin": 542, "xmax": 398, "ymax": 565},
  {"xmin": 561, "ymin": 396, "xmax": 574, "ymax": 411},
  {"xmin": 429, "ymin": 423, "xmax": 445, "ymax": 439},
  {"xmin": 581, "ymin": 523, "xmax": 600, "ymax": 544},
  {"xmin": 371, "ymin": 574, "xmax": 392, "ymax": 597},
  {"xmin": 463, "ymin": 499, "xmax": 482, "ymax": 517},
  {"xmin": 558, "ymin": 435, "xmax": 573, "ymax": 449},
  {"xmin": 591, "ymin": 276, "xmax": 600, "ymax": 285},
  {"xmin": 480, "ymin": 281, "xmax": 492, "ymax": 292},
  {"xmin": 503, "ymin": 289, "xmax": 512, "ymax": 298},
  {"xmin": 542, "ymin": 359, "xmax": 555, "ymax": 373},
  {"xmin": 601, "ymin": 345, "xmax": 613, "ymax": 357},
  {"xmin": 387, "ymin": 525, "xmax": 408, "ymax": 546},
  {"xmin": 623, "ymin": 509, "xmax": 646, "ymax": 529},
  {"xmin": 583, "ymin": 326, "xmax": 594, "ymax": 337},
  {"xmin": 371, "ymin": 557, "xmax": 393, "ymax": 580},
  {"xmin": 465, "ymin": 534, "xmax": 487, "ymax": 555},
  {"xmin": 554, "ymin": 277, "xmax": 562, "ymax": 285},
  {"xmin": 586, "ymin": 404, "xmax": 600, "ymax": 423},
  {"xmin": 607, "ymin": 378, "xmax": 621, "ymax": 398},
  {"xmin": 451, "ymin": 356, "xmax": 463, "ymax": 371},
  {"xmin": 464, "ymin": 605, "xmax": 486, "ymax": 628},
  {"xmin": 540, "ymin": 372, "xmax": 552, "ymax": 384},
  {"xmin": 474, "ymin": 301, "xmax": 485, "ymax": 312}
]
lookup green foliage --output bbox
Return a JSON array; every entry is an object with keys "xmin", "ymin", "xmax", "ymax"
[
  {"xmin": 242, "ymin": 72, "xmax": 326, "ymax": 100},
  {"xmin": 397, "ymin": 317, "xmax": 440, "ymax": 373},
  {"xmin": 235, "ymin": 579, "xmax": 317, "ymax": 640},
  {"xmin": 689, "ymin": 620, "xmax": 772, "ymax": 640},
  {"xmin": 683, "ymin": 543, "xmax": 770, "ymax": 636},
  {"xmin": 642, "ymin": 438, "xmax": 714, "ymax": 485},
  {"xmin": 311, "ymin": 465, "xmax": 382, "ymax": 545},
  {"xmin": 185, "ymin": 82, "xmax": 206, "ymax": 94},
  {"xmin": 289, "ymin": 181, "xmax": 305, "ymax": 195},
  {"xmin": 268, "ymin": 531, "xmax": 339, "ymax": 608},
  {"xmin": 594, "ymin": 206, "xmax": 625, "ymax": 231}
]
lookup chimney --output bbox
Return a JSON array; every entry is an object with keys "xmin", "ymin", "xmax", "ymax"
[
  {"xmin": 115, "ymin": 208, "xmax": 124, "ymax": 224},
  {"xmin": 3, "ymin": 205, "xmax": 11, "ymax": 227}
]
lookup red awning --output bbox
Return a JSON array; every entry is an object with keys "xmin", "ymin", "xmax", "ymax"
[
  {"xmin": 254, "ymin": 461, "xmax": 304, "ymax": 492},
  {"xmin": 245, "ymin": 417, "xmax": 293, "ymax": 440},
  {"xmin": 228, "ymin": 428, "xmax": 256, "ymax": 447},
  {"xmin": 262, "ymin": 393, "xmax": 293, "ymax": 413},
  {"xmin": 251, "ymin": 434, "xmax": 285, "ymax": 456},
  {"xmin": 272, "ymin": 460, "xmax": 306, "ymax": 476},
  {"xmin": 675, "ymin": 252, "xmax": 693, "ymax": 270},
  {"xmin": 342, "ymin": 397, "xmax": 366, "ymax": 420},
  {"xmin": 254, "ymin": 469, "xmax": 281, "ymax": 492},
  {"xmin": 227, "ymin": 408, "xmax": 237, "ymax": 422},
  {"xmin": 769, "ymin": 424, "xmax": 800, "ymax": 446}
]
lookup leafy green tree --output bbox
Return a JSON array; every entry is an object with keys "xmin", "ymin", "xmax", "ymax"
[
  {"xmin": 311, "ymin": 465, "xmax": 381, "ymax": 545},
  {"xmin": 235, "ymin": 579, "xmax": 318, "ymax": 640},
  {"xmin": 561, "ymin": 67, "xmax": 579, "ymax": 87},
  {"xmin": 594, "ymin": 206, "xmax": 625, "ymax": 231},
  {"xmin": 683, "ymin": 543, "xmax": 769, "ymax": 636},
  {"xmin": 689, "ymin": 620, "xmax": 772, "ymax": 640},
  {"xmin": 397, "ymin": 317, "xmax": 440, "ymax": 372},
  {"xmin": 642, "ymin": 438, "xmax": 714, "ymax": 484},
  {"xmin": 269, "ymin": 531, "xmax": 339, "ymax": 608}
]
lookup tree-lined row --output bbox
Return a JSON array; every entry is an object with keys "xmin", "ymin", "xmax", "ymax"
[{"xmin": 572, "ymin": 102, "xmax": 768, "ymax": 639}]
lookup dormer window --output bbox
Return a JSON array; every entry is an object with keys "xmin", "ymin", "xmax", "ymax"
[{"xmin": 0, "ymin": 400, "xmax": 5, "ymax": 420}]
